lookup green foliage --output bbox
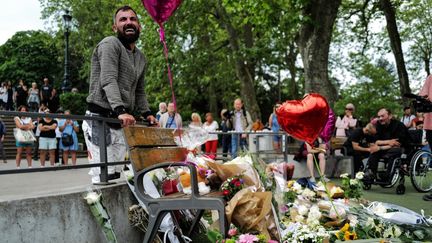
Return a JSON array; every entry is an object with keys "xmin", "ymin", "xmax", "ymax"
[
  {"xmin": 334, "ymin": 57, "xmax": 401, "ymax": 123},
  {"xmin": 206, "ymin": 229, "xmax": 223, "ymax": 243},
  {"xmin": 59, "ymin": 92, "xmax": 87, "ymax": 115},
  {"xmin": 0, "ymin": 30, "xmax": 61, "ymax": 86}
]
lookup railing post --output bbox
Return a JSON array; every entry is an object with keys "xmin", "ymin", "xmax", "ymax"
[
  {"xmin": 256, "ymin": 134, "xmax": 260, "ymax": 158},
  {"xmin": 284, "ymin": 134, "xmax": 288, "ymax": 162},
  {"xmin": 98, "ymin": 119, "xmax": 109, "ymax": 183}
]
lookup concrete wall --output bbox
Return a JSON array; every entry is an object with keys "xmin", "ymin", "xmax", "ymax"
[{"xmin": 0, "ymin": 184, "xmax": 142, "ymax": 243}]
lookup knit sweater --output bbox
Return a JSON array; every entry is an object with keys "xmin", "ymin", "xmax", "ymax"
[{"xmin": 86, "ymin": 36, "xmax": 150, "ymax": 115}]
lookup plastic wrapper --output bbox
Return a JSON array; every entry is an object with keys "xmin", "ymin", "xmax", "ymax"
[
  {"xmin": 206, "ymin": 160, "xmax": 263, "ymax": 191},
  {"xmin": 225, "ymin": 188, "xmax": 275, "ymax": 239},
  {"xmin": 174, "ymin": 127, "xmax": 209, "ymax": 151}
]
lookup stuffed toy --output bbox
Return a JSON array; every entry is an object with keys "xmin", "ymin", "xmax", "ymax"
[{"xmin": 178, "ymin": 166, "xmax": 211, "ymax": 195}]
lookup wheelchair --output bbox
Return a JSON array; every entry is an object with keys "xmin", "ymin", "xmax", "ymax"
[{"xmin": 362, "ymin": 144, "xmax": 432, "ymax": 194}]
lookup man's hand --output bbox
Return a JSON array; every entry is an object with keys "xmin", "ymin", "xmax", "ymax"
[
  {"xmin": 369, "ymin": 144, "xmax": 380, "ymax": 154},
  {"xmin": 146, "ymin": 115, "xmax": 158, "ymax": 126},
  {"xmin": 241, "ymin": 134, "xmax": 247, "ymax": 139},
  {"xmin": 118, "ymin": 113, "xmax": 136, "ymax": 127},
  {"xmin": 388, "ymin": 139, "xmax": 400, "ymax": 147}
]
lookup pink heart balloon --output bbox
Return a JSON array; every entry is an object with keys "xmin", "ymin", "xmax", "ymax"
[
  {"xmin": 320, "ymin": 108, "xmax": 336, "ymax": 143},
  {"xmin": 141, "ymin": 0, "xmax": 182, "ymax": 25}
]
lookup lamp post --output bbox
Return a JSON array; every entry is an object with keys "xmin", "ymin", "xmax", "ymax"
[{"xmin": 62, "ymin": 10, "xmax": 72, "ymax": 93}]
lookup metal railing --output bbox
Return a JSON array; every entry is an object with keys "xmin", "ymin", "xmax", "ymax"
[
  {"xmin": 0, "ymin": 110, "xmax": 129, "ymax": 185},
  {"xmin": 208, "ymin": 130, "xmax": 293, "ymax": 161},
  {"xmin": 0, "ymin": 110, "xmax": 296, "ymax": 183}
]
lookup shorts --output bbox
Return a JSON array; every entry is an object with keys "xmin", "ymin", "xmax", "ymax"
[
  {"xmin": 39, "ymin": 137, "xmax": 57, "ymax": 150},
  {"xmin": 16, "ymin": 141, "xmax": 33, "ymax": 147}
]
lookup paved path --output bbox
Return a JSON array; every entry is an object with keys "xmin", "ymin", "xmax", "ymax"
[{"xmin": 0, "ymin": 158, "xmax": 125, "ymax": 202}]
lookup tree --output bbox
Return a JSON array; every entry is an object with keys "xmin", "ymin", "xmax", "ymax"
[
  {"xmin": 399, "ymin": 0, "xmax": 432, "ymax": 78},
  {"xmin": 335, "ymin": 57, "xmax": 401, "ymax": 122},
  {"xmin": 295, "ymin": 0, "xmax": 342, "ymax": 105},
  {"xmin": 0, "ymin": 30, "xmax": 61, "ymax": 85},
  {"xmin": 379, "ymin": 0, "xmax": 411, "ymax": 104}
]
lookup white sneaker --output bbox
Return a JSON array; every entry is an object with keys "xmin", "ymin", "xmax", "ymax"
[
  {"xmin": 28, "ymin": 166, "xmax": 32, "ymax": 169},
  {"xmin": 309, "ymin": 177, "xmax": 316, "ymax": 183}
]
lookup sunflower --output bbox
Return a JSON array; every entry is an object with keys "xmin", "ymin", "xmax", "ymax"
[
  {"xmin": 340, "ymin": 223, "xmax": 350, "ymax": 232},
  {"xmin": 344, "ymin": 231, "xmax": 358, "ymax": 241}
]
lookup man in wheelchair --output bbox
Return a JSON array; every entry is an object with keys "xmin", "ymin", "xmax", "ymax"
[
  {"xmin": 364, "ymin": 108, "xmax": 412, "ymax": 182},
  {"xmin": 344, "ymin": 122, "xmax": 377, "ymax": 173}
]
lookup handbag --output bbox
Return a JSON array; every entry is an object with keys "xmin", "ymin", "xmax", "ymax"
[
  {"xmin": 14, "ymin": 117, "xmax": 36, "ymax": 143},
  {"xmin": 13, "ymin": 128, "xmax": 36, "ymax": 143},
  {"xmin": 61, "ymin": 124, "xmax": 74, "ymax": 147}
]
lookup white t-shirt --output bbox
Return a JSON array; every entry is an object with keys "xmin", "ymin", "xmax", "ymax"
[
  {"xmin": 401, "ymin": 115, "xmax": 415, "ymax": 127},
  {"xmin": 203, "ymin": 121, "xmax": 219, "ymax": 141}
]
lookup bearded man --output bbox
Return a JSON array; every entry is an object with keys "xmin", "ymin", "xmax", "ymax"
[{"xmin": 83, "ymin": 5, "xmax": 156, "ymax": 184}]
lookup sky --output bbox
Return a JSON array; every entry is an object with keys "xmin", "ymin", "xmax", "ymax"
[{"xmin": 0, "ymin": 0, "xmax": 45, "ymax": 45}]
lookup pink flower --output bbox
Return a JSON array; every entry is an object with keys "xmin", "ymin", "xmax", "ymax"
[
  {"xmin": 223, "ymin": 189, "xmax": 230, "ymax": 196},
  {"xmin": 234, "ymin": 181, "xmax": 242, "ymax": 187},
  {"xmin": 228, "ymin": 228, "xmax": 238, "ymax": 237},
  {"xmin": 238, "ymin": 234, "xmax": 258, "ymax": 243},
  {"xmin": 268, "ymin": 240, "xmax": 279, "ymax": 243}
]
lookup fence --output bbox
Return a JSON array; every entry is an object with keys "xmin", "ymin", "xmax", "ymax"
[
  {"xmin": 0, "ymin": 110, "xmax": 295, "ymax": 184},
  {"xmin": 0, "ymin": 110, "xmax": 128, "ymax": 185}
]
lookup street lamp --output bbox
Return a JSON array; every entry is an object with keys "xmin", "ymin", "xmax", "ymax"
[{"xmin": 62, "ymin": 10, "xmax": 72, "ymax": 93}]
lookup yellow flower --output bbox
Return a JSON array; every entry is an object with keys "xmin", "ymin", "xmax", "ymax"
[
  {"xmin": 344, "ymin": 231, "xmax": 357, "ymax": 241},
  {"xmin": 287, "ymin": 180, "xmax": 295, "ymax": 188},
  {"xmin": 340, "ymin": 223, "xmax": 350, "ymax": 232}
]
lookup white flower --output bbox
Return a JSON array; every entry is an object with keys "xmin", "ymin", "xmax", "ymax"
[
  {"xmin": 355, "ymin": 172, "xmax": 364, "ymax": 180},
  {"xmin": 298, "ymin": 205, "xmax": 309, "ymax": 216},
  {"xmin": 292, "ymin": 182, "xmax": 303, "ymax": 192},
  {"xmin": 294, "ymin": 215, "xmax": 305, "ymax": 223},
  {"xmin": 372, "ymin": 203, "xmax": 387, "ymax": 215},
  {"xmin": 84, "ymin": 192, "xmax": 101, "ymax": 204},
  {"xmin": 307, "ymin": 205, "xmax": 322, "ymax": 223},
  {"xmin": 393, "ymin": 226, "xmax": 402, "ymax": 238},
  {"xmin": 301, "ymin": 188, "xmax": 316, "ymax": 198},
  {"xmin": 350, "ymin": 179, "xmax": 358, "ymax": 185},
  {"xmin": 340, "ymin": 173, "xmax": 349, "ymax": 179},
  {"xmin": 383, "ymin": 226, "xmax": 394, "ymax": 238}
]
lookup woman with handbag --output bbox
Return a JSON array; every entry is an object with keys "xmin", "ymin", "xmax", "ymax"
[
  {"xmin": 14, "ymin": 105, "xmax": 35, "ymax": 168},
  {"xmin": 38, "ymin": 108, "xmax": 58, "ymax": 167},
  {"xmin": 58, "ymin": 110, "xmax": 79, "ymax": 165}
]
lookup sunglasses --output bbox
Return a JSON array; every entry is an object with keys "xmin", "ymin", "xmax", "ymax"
[{"xmin": 345, "ymin": 108, "xmax": 353, "ymax": 111}]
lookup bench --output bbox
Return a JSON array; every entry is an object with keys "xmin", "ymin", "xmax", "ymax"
[
  {"xmin": 329, "ymin": 137, "xmax": 354, "ymax": 178},
  {"xmin": 124, "ymin": 126, "xmax": 227, "ymax": 242}
]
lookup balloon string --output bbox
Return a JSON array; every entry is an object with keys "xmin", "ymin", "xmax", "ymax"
[{"xmin": 159, "ymin": 25, "xmax": 177, "ymax": 114}]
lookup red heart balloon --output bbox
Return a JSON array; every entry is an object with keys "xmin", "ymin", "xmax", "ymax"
[
  {"xmin": 141, "ymin": 0, "xmax": 182, "ymax": 25},
  {"xmin": 276, "ymin": 93, "xmax": 329, "ymax": 145}
]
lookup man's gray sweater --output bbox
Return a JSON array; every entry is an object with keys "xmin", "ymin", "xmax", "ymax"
[{"xmin": 87, "ymin": 36, "xmax": 150, "ymax": 116}]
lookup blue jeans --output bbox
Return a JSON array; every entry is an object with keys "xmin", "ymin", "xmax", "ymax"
[{"xmin": 231, "ymin": 134, "xmax": 248, "ymax": 158}]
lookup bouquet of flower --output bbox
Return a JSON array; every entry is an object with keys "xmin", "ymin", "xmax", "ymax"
[
  {"xmin": 84, "ymin": 188, "xmax": 117, "ymax": 243},
  {"xmin": 340, "ymin": 172, "xmax": 364, "ymax": 200},
  {"xmin": 207, "ymin": 227, "xmax": 278, "ymax": 243},
  {"xmin": 281, "ymin": 222, "xmax": 329, "ymax": 243},
  {"xmin": 221, "ymin": 175, "xmax": 245, "ymax": 201}
]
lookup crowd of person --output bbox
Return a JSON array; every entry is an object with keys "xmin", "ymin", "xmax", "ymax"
[{"xmin": 0, "ymin": 78, "xmax": 81, "ymax": 169}]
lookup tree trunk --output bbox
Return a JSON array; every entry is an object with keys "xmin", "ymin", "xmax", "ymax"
[
  {"xmin": 379, "ymin": 0, "xmax": 411, "ymax": 104},
  {"xmin": 424, "ymin": 54, "xmax": 430, "ymax": 76},
  {"xmin": 285, "ymin": 43, "xmax": 300, "ymax": 99},
  {"xmin": 296, "ymin": 0, "xmax": 341, "ymax": 106},
  {"xmin": 215, "ymin": 0, "xmax": 261, "ymax": 120}
]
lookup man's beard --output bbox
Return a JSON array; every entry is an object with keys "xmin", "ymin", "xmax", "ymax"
[{"xmin": 117, "ymin": 25, "xmax": 140, "ymax": 49}]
